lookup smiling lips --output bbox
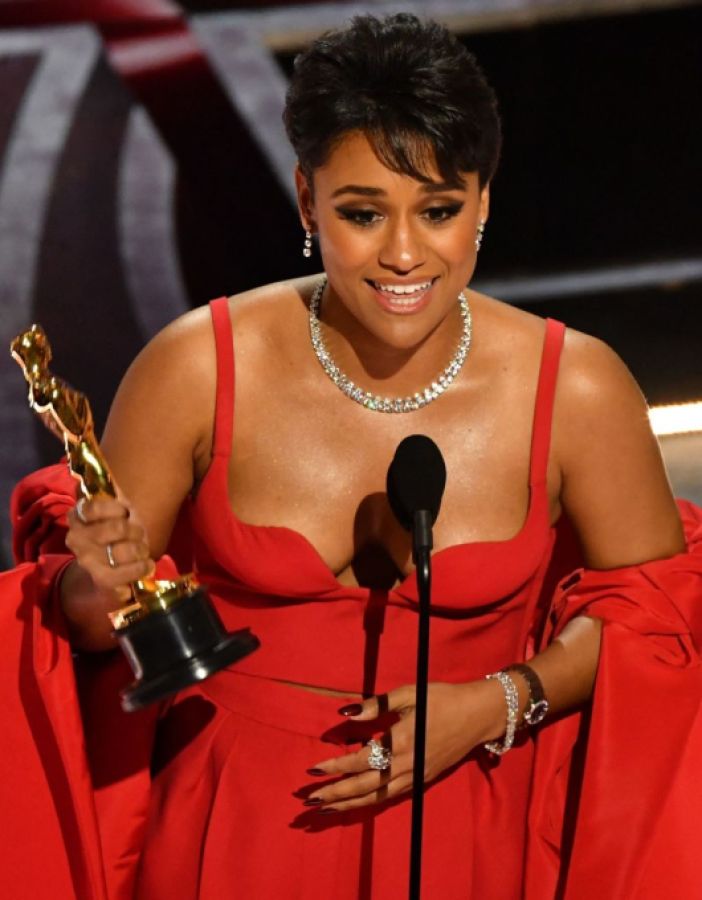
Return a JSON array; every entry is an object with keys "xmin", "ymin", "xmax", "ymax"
[{"xmin": 367, "ymin": 278, "xmax": 436, "ymax": 313}]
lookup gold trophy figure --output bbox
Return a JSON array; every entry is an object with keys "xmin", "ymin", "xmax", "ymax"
[{"xmin": 11, "ymin": 325, "xmax": 259, "ymax": 711}]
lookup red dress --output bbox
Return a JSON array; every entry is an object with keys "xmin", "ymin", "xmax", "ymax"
[
  {"xmin": 136, "ymin": 301, "xmax": 566, "ymax": 898},
  {"xmin": 3, "ymin": 303, "xmax": 702, "ymax": 899}
]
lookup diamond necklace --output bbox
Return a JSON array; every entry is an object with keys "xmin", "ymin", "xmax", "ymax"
[{"xmin": 308, "ymin": 278, "xmax": 472, "ymax": 413}]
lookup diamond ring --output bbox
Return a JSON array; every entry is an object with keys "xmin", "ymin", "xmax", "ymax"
[{"xmin": 367, "ymin": 738, "xmax": 391, "ymax": 771}]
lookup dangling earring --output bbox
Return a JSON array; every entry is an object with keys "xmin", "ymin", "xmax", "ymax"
[
  {"xmin": 475, "ymin": 220, "xmax": 485, "ymax": 252},
  {"xmin": 303, "ymin": 229, "xmax": 313, "ymax": 258}
]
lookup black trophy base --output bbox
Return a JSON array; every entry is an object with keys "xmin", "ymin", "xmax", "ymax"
[{"xmin": 114, "ymin": 586, "xmax": 260, "ymax": 712}]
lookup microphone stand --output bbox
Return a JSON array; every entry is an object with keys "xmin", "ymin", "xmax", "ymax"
[{"xmin": 409, "ymin": 508, "xmax": 433, "ymax": 900}]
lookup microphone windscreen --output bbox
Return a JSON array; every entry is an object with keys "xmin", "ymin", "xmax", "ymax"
[{"xmin": 386, "ymin": 434, "xmax": 446, "ymax": 532}]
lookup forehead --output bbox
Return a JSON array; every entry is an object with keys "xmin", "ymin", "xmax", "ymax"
[{"xmin": 312, "ymin": 130, "xmax": 472, "ymax": 195}]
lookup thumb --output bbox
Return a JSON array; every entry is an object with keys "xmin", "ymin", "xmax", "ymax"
[{"xmin": 338, "ymin": 684, "xmax": 417, "ymax": 720}]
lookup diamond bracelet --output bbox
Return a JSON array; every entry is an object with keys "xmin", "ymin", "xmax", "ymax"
[{"xmin": 483, "ymin": 670, "xmax": 520, "ymax": 756}]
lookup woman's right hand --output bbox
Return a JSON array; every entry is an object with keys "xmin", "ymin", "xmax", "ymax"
[{"xmin": 65, "ymin": 494, "xmax": 155, "ymax": 600}]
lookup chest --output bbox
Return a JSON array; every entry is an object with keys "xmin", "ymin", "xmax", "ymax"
[{"xmin": 224, "ymin": 376, "xmax": 557, "ymax": 584}]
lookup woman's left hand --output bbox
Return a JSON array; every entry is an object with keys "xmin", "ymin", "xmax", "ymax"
[{"xmin": 305, "ymin": 679, "xmax": 506, "ymax": 812}]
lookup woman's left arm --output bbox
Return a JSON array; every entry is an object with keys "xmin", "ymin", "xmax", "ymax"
[
  {"xmin": 305, "ymin": 330, "xmax": 686, "ymax": 812},
  {"xmin": 506, "ymin": 327, "xmax": 685, "ymax": 724}
]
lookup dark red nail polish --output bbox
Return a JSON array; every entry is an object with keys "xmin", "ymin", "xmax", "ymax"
[
  {"xmin": 317, "ymin": 807, "xmax": 338, "ymax": 815},
  {"xmin": 303, "ymin": 797, "xmax": 323, "ymax": 807},
  {"xmin": 338, "ymin": 703, "xmax": 363, "ymax": 717},
  {"xmin": 306, "ymin": 768, "xmax": 326, "ymax": 776}
]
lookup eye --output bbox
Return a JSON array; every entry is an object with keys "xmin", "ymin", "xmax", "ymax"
[
  {"xmin": 422, "ymin": 202, "xmax": 464, "ymax": 224},
  {"xmin": 335, "ymin": 207, "xmax": 383, "ymax": 227}
]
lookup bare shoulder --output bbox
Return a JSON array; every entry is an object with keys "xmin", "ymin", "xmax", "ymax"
[
  {"xmin": 468, "ymin": 290, "xmax": 553, "ymax": 375},
  {"xmin": 551, "ymin": 325, "xmax": 658, "ymax": 488},
  {"xmin": 471, "ymin": 290, "xmax": 646, "ymax": 418},
  {"xmin": 107, "ymin": 274, "xmax": 319, "ymax": 449},
  {"xmin": 103, "ymin": 304, "xmax": 218, "ymax": 446},
  {"xmin": 128, "ymin": 303, "xmax": 216, "ymax": 381},
  {"xmin": 469, "ymin": 289, "xmax": 545, "ymax": 340},
  {"xmin": 550, "ymin": 325, "xmax": 684, "ymax": 566},
  {"xmin": 100, "ymin": 278, "xmax": 317, "ymax": 553},
  {"xmin": 225, "ymin": 275, "xmax": 318, "ymax": 354},
  {"xmin": 557, "ymin": 325, "xmax": 646, "ymax": 413},
  {"xmin": 470, "ymin": 293, "xmax": 683, "ymax": 566},
  {"xmin": 110, "ymin": 274, "xmax": 318, "ymax": 412},
  {"xmin": 227, "ymin": 274, "xmax": 318, "ymax": 316}
]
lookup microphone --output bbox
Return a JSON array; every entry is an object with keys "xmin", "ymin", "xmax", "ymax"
[
  {"xmin": 386, "ymin": 434, "xmax": 446, "ymax": 557},
  {"xmin": 386, "ymin": 434, "xmax": 446, "ymax": 900}
]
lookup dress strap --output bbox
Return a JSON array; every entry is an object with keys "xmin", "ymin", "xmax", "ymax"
[
  {"xmin": 208, "ymin": 297, "xmax": 235, "ymax": 458},
  {"xmin": 529, "ymin": 318, "xmax": 566, "ymax": 486}
]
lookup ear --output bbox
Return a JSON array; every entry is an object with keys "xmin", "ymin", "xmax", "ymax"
[
  {"xmin": 295, "ymin": 164, "xmax": 315, "ymax": 232},
  {"xmin": 479, "ymin": 182, "xmax": 490, "ymax": 224}
]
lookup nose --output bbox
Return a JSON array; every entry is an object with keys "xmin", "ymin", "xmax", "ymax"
[{"xmin": 378, "ymin": 217, "xmax": 425, "ymax": 273}]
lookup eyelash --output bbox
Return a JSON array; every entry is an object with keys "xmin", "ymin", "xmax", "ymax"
[
  {"xmin": 336, "ymin": 203, "xmax": 464, "ymax": 228},
  {"xmin": 424, "ymin": 203, "xmax": 464, "ymax": 223}
]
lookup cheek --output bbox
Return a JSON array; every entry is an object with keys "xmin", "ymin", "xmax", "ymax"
[
  {"xmin": 440, "ymin": 237, "xmax": 472, "ymax": 262},
  {"xmin": 317, "ymin": 221, "xmax": 373, "ymax": 271},
  {"xmin": 437, "ymin": 222, "xmax": 480, "ymax": 269},
  {"xmin": 429, "ymin": 230, "xmax": 480, "ymax": 290},
  {"xmin": 440, "ymin": 218, "xmax": 478, "ymax": 255}
]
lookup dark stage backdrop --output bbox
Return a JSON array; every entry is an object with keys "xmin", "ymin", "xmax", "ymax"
[{"xmin": 1, "ymin": 0, "xmax": 701, "ymax": 565}]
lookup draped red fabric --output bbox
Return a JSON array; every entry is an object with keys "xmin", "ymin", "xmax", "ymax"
[
  {"xmin": 3, "ymin": 464, "xmax": 702, "ymax": 898},
  {"xmin": 0, "ymin": 558, "xmax": 104, "ymax": 900},
  {"xmin": 526, "ymin": 500, "xmax": 702, "ymax": 899},
  {"xmin": 4, "ymin": 465, "xmax": 176, "ymax": 900}
]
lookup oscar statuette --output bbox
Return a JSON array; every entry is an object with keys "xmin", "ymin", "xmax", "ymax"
[{"xmin": 11, "ymin": 324, "xmax": 259, "ymax": 712}]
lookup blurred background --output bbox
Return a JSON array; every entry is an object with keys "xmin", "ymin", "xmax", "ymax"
[{"xmin": 1, "ymin": 0, "xmax": 700, "ymax": 567}]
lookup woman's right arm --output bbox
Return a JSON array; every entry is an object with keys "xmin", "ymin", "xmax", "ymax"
[{"xmin": 60, "ymin": 306, "xmax": 218, "ymax": 652}]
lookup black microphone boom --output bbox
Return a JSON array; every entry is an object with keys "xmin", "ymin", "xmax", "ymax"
[{"xmin": 386, "ymin": 434, "xmax": 446, "ymax": 900}]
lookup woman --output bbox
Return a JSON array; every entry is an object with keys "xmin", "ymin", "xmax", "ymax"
[{"xmin": 20, "ymin": 13, "xmax": 697, "ymax": 900}]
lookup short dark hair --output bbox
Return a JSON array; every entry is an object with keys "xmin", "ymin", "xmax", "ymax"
[{"xmin": 283, "ymin": 13, "xmax": 502, "ymax": 188}]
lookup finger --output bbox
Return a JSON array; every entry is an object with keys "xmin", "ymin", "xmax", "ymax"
[
  {"xmin": 81, "ymin": 553, "xmax": 155, "ymax": 592},
  {"xmin": 65, "ymin": 519, "xmax": 146, "ymax": 559},
  {"xmin": 310, "ymin": 723, "xmax": 407, "ymax": 776},
  {"xmin": 89, "ymin": 519, "xmax": 145, "ymax": 547},
  {"xmin": 307, "ymin": 758, "xmax": 409, "ymax": 806},
  {"xmin": 76, "ymin": 519, "xmax": 140, "ymax": 547},
  {"xmin": 310, "ymin": 742, "xmax": 379, "ymax": 777},
  {"xmin": 100, "ymin": 539, "xmax": 151, "ymax": 569},
  {"xmin": 338, "ymin": 684, "xmax": 416, "ymax": 721},
  {"xmin": 68, "ymin": 497, "xmax": 130, "ymax": 526},
  {"xmin": 315, "ymin": 772, "xmax": 414, "ymax": 813},
  {"xmin": 311, "ymin": 727, "xmax": 397, "ymax": 776}
]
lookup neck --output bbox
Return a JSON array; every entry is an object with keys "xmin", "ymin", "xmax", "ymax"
[{"xmin": 317, "ymin": 284, "xmax": 465, "ymax": 390}]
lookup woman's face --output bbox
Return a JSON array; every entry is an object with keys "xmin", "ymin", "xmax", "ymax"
[{"xmin": 296, "ymin": 130, "xmax": 489, "ymax": 352}]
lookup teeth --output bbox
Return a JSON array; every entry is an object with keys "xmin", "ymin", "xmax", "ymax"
[
  {"xmin": 383, "ymin": 296, "xmax": 421, "ymax": 306},
  {"xmin": 373, "ymin": 281, "xmax": 431, "ymax": 296}
]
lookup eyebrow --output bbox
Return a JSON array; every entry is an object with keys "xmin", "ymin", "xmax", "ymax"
[{"xmin": 331, "ymin": 180, "xmax": 465, "ymax": 199}]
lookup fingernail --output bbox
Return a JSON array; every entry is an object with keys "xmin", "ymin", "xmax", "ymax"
[
  {"xmin": 302, "ymin": 797, "xmax": 323, "ymax": 807},
  {"xmin": 338, "ymin": 703, "xmax": 363, "ymax": 717},
  {"xmin": 306, "ymin": 767, "xmax": 326, "ymax": 776},
  {"xmin": 316, "ymin": 808, "xmax": 338, "ymax": 815}
]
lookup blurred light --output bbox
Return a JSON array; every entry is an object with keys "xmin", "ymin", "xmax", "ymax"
[{"xmin": 649, "ymin": 402, "xmax": 702, "ymax": 436}]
